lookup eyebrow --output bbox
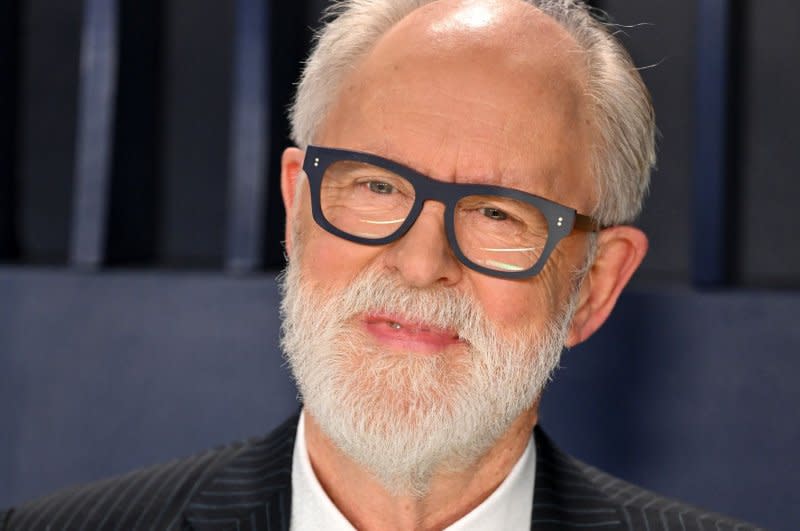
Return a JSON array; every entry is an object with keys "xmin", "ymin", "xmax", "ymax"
[{"xmin": 332, "ymin": 142, "xmax": 558, "ymax": 196}]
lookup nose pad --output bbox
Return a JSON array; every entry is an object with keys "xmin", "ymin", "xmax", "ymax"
[{"xmin": 382, "ymin": 202, "xmax": 463, "ymax": 287}]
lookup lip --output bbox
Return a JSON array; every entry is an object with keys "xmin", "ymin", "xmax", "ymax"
[{"xmin": 361, "ymin": 312, "xmax": 463, "ymax": 354}]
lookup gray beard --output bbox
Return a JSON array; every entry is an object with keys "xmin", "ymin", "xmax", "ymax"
[{"xmin": 279, "ymin": 257, "xmax": 577, "ymax": 497}]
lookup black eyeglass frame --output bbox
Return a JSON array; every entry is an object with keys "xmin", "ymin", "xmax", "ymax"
[{"xmin": 302, "ymin": 145, "xmax": 601, "ymax": 280}]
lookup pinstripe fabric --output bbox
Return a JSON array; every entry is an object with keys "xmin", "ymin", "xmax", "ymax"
[
  {"xmin": 182, "ymin": 415, "xmax": 296, "ymax": 531},
  {"xmin": 2, "ymin": 415, "xmax": 760, "ymax": 530},
  {"xmin": 531, "ymin": 427, "xmax": 763, "ymax": 530},
  {"xmin": 1, "ymin": 439, "xmax": 247, "ymax": 531}
]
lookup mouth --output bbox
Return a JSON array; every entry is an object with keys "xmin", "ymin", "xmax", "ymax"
[{"xmin": 361, "ymin": 312, "xmax": 463, "ymax": 354}]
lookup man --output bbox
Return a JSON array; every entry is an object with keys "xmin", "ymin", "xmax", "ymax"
[{"xmin": 1, "ymin": 0, "xmax": 760, "ymax": 529}]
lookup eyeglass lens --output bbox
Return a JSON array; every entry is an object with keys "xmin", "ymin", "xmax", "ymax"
[{"xmin": 320, "ymin": 160, "xmax": 550, "ymax": 273}]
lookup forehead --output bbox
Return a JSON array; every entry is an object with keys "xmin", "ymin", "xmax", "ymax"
[{"xmin": 316, "ymin": 0, "xmax": 595, "ymax": 209}]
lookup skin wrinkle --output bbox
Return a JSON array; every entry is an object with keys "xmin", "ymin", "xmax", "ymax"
[
  {"xmin": 329, "ymin": 35, "xmax": 591, "ymax": 205},
  {"xmin": 345, "ymin": 98, "xmax": 591, "ymax": 212},
  {"xmin": 325, "ymin": 119, "xmax": 578, "ymax": 208},
  {"xmin": 387, "ymin": 107, "xmax": 501, "ymax": 138}
]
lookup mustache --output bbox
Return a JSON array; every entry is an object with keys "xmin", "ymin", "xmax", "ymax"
[{"xmin": 283, "ymin": 263, "xmax": 491, "ymax": 344}]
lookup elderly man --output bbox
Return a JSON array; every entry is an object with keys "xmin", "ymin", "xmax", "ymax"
[{"xmin": 2, "ymin": 0, "xmax": 759, "ymax": 530}]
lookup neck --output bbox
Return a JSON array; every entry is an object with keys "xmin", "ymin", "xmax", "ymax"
[{"xmin": 303, "ymin": 406, "xmax": 539, "ymax": 531}]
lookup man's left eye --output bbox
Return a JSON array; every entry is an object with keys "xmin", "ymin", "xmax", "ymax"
[
  {"xmin": 480, "ymin": 207, "xmax": 508, "ymax": 221},
  {"xmin": 368, "ymin": 181, "xmax": 395, "ymax": 194}
]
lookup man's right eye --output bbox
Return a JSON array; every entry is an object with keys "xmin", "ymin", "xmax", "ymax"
[{"xmin": 367, "ymin": 181, "xmax": 395, "ymax": 194}]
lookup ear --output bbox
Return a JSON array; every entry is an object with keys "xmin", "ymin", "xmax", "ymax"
[
  {"xmin": 281, "ymin": 147, "xmax": 306, "ymax": 255},
  {"xmin": 565, "ymin": 226, "xmax": 648, "ymax": 347}
]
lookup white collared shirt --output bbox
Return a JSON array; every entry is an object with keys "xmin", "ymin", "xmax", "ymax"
[{"xmin": 290, "ymin": 410, "xmax": 536, "ymax": 530}]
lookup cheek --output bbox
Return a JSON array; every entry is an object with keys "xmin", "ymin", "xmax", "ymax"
[
  {"xmin": 467, "ymin": 248, "xmax": 577, "ymax": 334},
  {"xmin": 297, "ymin": 221, "xmax": 381, "ymax": 289},
  {"xmin": 469, "ymin": 275, "xmax": 558, "ymax": 334}
]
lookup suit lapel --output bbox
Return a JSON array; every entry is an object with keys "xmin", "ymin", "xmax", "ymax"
[
  {"xmin": 531, "ymin": 426, "xmax": 626, "ymax": 530},
  {"xmin": 184, "ymin": 414, "xmax": 299, "ymax": 531},
  {"xmin": 183, "ymin": 417, "xmax": 626, "ymax": 531}
]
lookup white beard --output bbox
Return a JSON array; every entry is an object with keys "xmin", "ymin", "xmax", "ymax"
[{"xmin": 280, "ymin": 256, "xmax": 578, "ymax": 497}]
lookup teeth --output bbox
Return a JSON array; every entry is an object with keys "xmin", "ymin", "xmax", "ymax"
[{"xmin": 389, "ymin": 321, "xmax": 402, "ymax": 330}]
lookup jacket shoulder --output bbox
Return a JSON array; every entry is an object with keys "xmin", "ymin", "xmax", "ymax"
[
  {"xmin": 534, "ymin": 427, "xmax": 764, "ymax": 531},
  {"xmin": 576, "ymin": 459, "xmax": 765, "ymax": 531},
  {"xmin": 0, "ymin": 414, "xmax": 301, "ymax": 531}
]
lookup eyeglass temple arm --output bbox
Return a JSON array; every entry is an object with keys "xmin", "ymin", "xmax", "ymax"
[{"xmin": 572, "ymin": 213, "xmax": 605, "ymax": 233}]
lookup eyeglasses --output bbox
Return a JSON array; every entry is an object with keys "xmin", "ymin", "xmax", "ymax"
[{"xmin": 302, "ymin": 145, "xmax": 601, "ymax": 279}]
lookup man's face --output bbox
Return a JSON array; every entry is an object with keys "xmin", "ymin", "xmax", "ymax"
[
  {"xmin": 296, "ymin": 0, "xmax": 594, "ymax": 345},
  {"xmin": 281, "ymin": 0, "xmax": 596, "ymax": 493}
]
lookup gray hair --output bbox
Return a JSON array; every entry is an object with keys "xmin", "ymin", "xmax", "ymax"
[{"xmin": 290, "ymin": 0, "xmax": 656, "ymax": 225}]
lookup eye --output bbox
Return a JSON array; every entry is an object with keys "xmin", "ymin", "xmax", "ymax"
[
  {"xmin": 480, "ymin": 207, "xmax": 508, "ymax": 221},
  {"xmin": 367, "ymin": 181, "xmax": 395, "ymax": 194}
]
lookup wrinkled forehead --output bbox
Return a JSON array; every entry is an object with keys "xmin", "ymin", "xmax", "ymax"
[{"xmin": 317, "ymin": 0, "xmax": 594, "ymax": 208}]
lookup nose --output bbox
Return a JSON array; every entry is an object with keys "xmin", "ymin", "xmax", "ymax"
[{"xmin": 381, "ymin": 202, "xmax": 463, "ymax": 288}]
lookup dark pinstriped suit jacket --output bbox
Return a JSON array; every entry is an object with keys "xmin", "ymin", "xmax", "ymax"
[{"xmin": 1, "ymin": 414, "xmax": 761, "ymax": 530}]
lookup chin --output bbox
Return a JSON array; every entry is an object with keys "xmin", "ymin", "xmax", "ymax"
[{"xmin": 279, "ymin": 255, "xmax": 576, "ymax": 496}]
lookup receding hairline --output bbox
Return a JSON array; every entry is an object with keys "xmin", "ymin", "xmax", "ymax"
[
  {"xmin": 316, "ymin": 0, "xmax": 593, "ymax": 143},
  {"xmin": 381, "ymin": 0, "xmax": 586, "ymax": 75},
  {"xmin": 389, "ymin": 0, "xmax": 584, "ymax": 41}
]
